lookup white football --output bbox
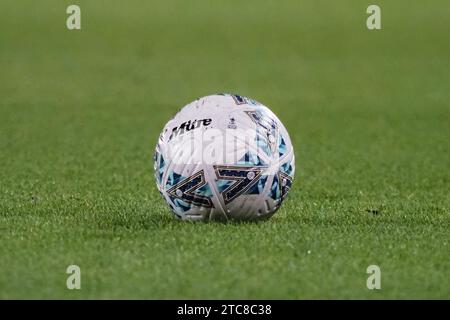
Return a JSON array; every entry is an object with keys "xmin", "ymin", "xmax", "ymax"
[{"xmin": 153, "ymin": 94, "xmax": 295, "ymax": 221}]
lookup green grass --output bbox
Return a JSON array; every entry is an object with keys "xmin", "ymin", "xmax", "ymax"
[{"xmin": 0, "ymin": 0, "xmax": 449, "ymax": 299}]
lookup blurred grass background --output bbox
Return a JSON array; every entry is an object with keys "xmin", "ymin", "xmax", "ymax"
[{"xmin": 0, "ymin": 0, "xmax": 449, "ymax": 298}]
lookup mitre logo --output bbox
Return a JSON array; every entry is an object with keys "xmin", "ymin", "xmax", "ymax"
[{"xmin": 170, "ymin": 118, "xmax": 212, "ymax": 139}]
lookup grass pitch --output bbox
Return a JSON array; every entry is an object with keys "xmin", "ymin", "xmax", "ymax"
[{"xmin": 0, "ymin": 0, "xmax": 449, "ymax": 299}]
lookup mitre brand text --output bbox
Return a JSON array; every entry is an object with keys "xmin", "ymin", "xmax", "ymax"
[{"xmin": 170, "ymin": 118, "xmax": 212, "ymax": 139}]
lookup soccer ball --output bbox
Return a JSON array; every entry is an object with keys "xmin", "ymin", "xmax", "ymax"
[{"xmin": 153, "ymin": 94, "xmax": 295, "ymax": 221}]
